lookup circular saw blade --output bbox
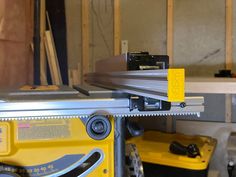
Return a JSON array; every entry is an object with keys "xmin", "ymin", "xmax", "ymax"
[{"xmin": 126, "ymin": 143, "xmax": 145, "ymax": 177}]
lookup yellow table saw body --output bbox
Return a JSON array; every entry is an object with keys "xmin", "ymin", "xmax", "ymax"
[{"xmin": 0, "ymin": 118, "xmax": 114, "ymax": 177}]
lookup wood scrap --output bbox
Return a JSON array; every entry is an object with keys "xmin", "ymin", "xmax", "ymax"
[
  {"xmin": 44, "ymin": 11, "xmax": 62, "ymax": 85},
  {"xmin": 44, "ymin": 31, "xmax": 62, "ymax": 85},
  {"xmin": 40, "ymin": 0, "xmax": 47, "ymax": 85}
]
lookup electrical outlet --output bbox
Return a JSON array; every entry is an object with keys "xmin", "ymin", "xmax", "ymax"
[{"xmin": 121, "ymin": 40, "xmax": 128, "ymax": 54}]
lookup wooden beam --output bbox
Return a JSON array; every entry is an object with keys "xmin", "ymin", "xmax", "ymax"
[
  {"xmin": 225, "ymin": 0, "xmax": 233, "ymax": 123},
  {"xmin": 166, "ymin": 0, "xmax": 174, "ymax": 133},
  {"xmin": 114, "ymin": 0, "xmax": 121, "ymax": 55},
  {"xmin": 40, "ymin": 0, "xmax": 47, "ymax": 85},
  {"xmin": 167, "ymin": 0, "xmax": 174, "ymax": 66},
  {"xmin": 25, "ymin": 0, "xmax": 34, "ymax": 85},
  {"xmin": 82, "ymin": 0, "xmax": 90, "ymax": 82},
  {"xmin": 226, "ymin": 0, "xmax": 233, "ymax": 70}
]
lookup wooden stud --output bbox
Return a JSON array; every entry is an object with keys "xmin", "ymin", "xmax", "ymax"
[
  {"xmin": 40, "ymin": 0, "xmax": 47, "ymax": 85},
  {"xmin": 114, "ymin": 0, "xmax": 121, "ymax": 55},
  {"xmin": 26, "ymin": 0, "xmax": 34, "ymax": 85},
  {"xmin": 166, "ymin": 0, "xmax": 175, "ymax": 133},
  {"xmin": 226, "ymin": 0, "xmax": 233, "ymax": 70},
  {"xmin": 167, "ymin": 0, "xmax": 174, "ymax": 66},
  {"xmin": 225, "ymin": 0, "xmax": 233, "ymax": 123},
  {"xmin": 82, "ymin": 0, "xmax": 90, "ymax": 83}
]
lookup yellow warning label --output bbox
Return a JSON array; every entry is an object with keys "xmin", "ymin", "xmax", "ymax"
[{"xmin": 17, "ymin": 120, "xmax": 70, "ymax": 141}]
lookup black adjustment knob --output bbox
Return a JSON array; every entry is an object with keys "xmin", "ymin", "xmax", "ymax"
[
  {"xmin": 86, "ymin": 115, "xmax": 111, "ymax": 140},
  {"xmin": 126, "ymin": 120, "xmax": 144, "ymax": 137},
  {"xmin": 91, "ymin": 120, "xmax": 106, "ymax": 134}
]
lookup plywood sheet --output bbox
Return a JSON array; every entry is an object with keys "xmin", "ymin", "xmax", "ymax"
[
  {"xmin": 0, "ymin": 1, "xmax": 6, "ymax": 35},
  {"xmin": 0, "ymin": 0, "xmax": 26, "ymax": 42},
  {"xmin": 0, "ymin": 0, "xmax": 33, "ymax": 88},
  {"xmin": 0, "ymin": 41, "xmax": 30, "ymax": 88}
]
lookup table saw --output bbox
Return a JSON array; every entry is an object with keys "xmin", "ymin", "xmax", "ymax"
[{"xmin": 0, "ymin": 53, "xmax": 204, "ymax": 177}]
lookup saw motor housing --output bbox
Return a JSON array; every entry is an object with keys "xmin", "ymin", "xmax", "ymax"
[{"xmin": 0, "ymin": 117, "xmax": 114, "ymax": 177}]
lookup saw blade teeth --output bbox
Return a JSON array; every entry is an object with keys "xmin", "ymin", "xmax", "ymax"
[{"xmin": 0, "ymin": 111, "xmax": 201, "ymax": 121}]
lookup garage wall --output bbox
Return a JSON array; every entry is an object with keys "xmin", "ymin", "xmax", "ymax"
[
  {"xmin": 121, "ymin": 0, "xmax": 167, "ymax": 54},
  {"xmin": 173, "ymin": 0, "xmax": 225, "ymax": 76},
  {"xmin": 66, "ymin": 0, "xmax": 228, "ymax": 78},
  {"xmin": 121, "ymin": 0, "xmax": 226, "ymax": 77},
  {"xmin": 65, "ymin": 0, "xmax": 232, "ymax": 78},
  {"xmin": 65, "ymin": 0, "xmax": 114, "ymax": 85}
]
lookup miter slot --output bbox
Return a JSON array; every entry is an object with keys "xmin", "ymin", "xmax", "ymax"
[{"xmin": 73, "ymin": 84, "xmax": 128, "ymax": 98}]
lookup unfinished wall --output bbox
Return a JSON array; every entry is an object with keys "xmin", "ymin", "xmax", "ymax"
[
  {"xmin": 90, "ymin": 0, "xmax": 114, "ymax": 71},
  {"xmin": 174, "ymin": 0, "xmax": 225, "ymax": 76},
  {"xmin": 65, "ymin": 0, "xmax": 114, "ymax": 84},
  {"xmin": 121, "ymin": 0, "xmax": 226, "ymax": 76},
  {"xmin": 121, "ymin": 0, "xmax": 167, "ymax": 54}
]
